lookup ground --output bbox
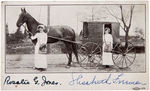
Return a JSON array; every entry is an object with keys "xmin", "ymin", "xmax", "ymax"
[{"xmin": 6, "ymin": 53, "xmax": 145, "ymax": 73}]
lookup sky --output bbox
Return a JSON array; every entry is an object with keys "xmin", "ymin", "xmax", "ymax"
[{"xmin": 6, "ymin": 5, "xmax": 145, "ymax": 36}]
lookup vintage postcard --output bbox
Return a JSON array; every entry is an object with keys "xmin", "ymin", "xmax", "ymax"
[{"xmin": 0, "ymin": 1, "xmax": 149, "ymax": 90}]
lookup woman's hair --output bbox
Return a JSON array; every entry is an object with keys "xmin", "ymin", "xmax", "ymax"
[
  {"xmin": 104, "ymin": 27, "xmax": 111, "ymax": 34},
  {"xmin": 36, "ymin": 25, "xmax": 45, "ymax": 33}
]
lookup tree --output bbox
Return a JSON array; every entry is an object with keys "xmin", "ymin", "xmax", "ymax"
[
  {"xmin": 135, "ymin": 27, "xmax": 144, "ymax": 40},
  {"xmin": 106, "ymin": 5, "xmax": 135, "ymax": 47},
  {"xmin": 6, "ymin": 23, "xmax": 9, "ymax": 35},
  {"xmin": 22, "ymin": 24, "xmax": 28, "ymax": 39},
  {"xmin": 14, "ymin": 28, "xmax": 24, "ymax": 43},
  {"xmin": 6, "ymin": 23, "xmax": 11, "ymax": 43}
]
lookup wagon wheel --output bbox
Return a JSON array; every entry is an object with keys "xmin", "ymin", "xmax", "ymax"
[
  {"xmin": 112, "ymin": 42, "xmax": 136, "ymax": 68},
  {"xmin": 78, "ymin": 42, "xmax": 102, "ymax": 69}
]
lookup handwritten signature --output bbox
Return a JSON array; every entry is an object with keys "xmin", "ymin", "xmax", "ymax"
[
  {"xmin": 69, "ymin": 73, "xmax": 146, "ymax": 86},
  {"xmin": 3, "ymin": 74, "xmax": 147, "ymax": 87},
  {"xmin": 34, "ymin": 76, "xmax": 60, "ymax": 86},
  {"xmin": 4, "ymin": 76, "xmax": 60, "ymax": 86},
  {"xmin": 4, "ymin": 76, "xmax": 30, "ymax": 85}
]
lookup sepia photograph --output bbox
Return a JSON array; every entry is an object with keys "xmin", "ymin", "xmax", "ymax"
[
  {"xmin": 1, "ymin": 1, "xmax": 149, "ymax": 90},
  {"xmin": 5, "ymin": 4, "xmax": 146, "ymax": 73}
]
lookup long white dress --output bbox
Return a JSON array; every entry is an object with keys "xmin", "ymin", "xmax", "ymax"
[
  {"xmin": 31, "ymin": 32, "xmax": 48, "ymax": 69},
  {"xmin": 102, "ymin": 34, "xmax": 114, "ymax": 65}
]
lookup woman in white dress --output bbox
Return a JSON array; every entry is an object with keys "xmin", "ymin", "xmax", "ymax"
[
  {"xmin": 31, "ymin": 25, "xmax": 48, "ymax": 71},
  {"xmin": 103, "ymin": 27, "xmax": 114, "ymax": 68}
]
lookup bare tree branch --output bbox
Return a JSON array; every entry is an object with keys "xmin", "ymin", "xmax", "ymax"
[
  {"xmin": 115, "ymin": 18, "xmax": 125, "ymax": 31},
  {"xmin": 128, "ymin": 5, "xmax": 134, "ymax": 28},
  {"xmin": 124, "ymin": 11, "xmax": 130, "ymax": 23},
  {"xmin": 105, "ymin": 6, "xmax": 125, "ymax": 31},
  {"xmin": 120, "ymin": 5, "xmax": 127, "ymax": 28},
  {"xmin": 105, "ymin": 5, "xmax": 134, "ymax": 33},
  {"xmin": 105, "ymin": 7, "xmax": 122, "ymax": 21}
]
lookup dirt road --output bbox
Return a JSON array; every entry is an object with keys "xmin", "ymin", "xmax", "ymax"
[{"xmin": 6, "ymin": 53, "xmax": 145, "ymax": 73}]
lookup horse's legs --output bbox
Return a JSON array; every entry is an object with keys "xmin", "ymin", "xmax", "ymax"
[
  {"xmin": 66, "ymin": 53, "xmax": 72, "ymax": 66},
  {"xmin": 64, "ymin": 42, "xmax": 73, "ymax": 68},
  {"xmin": 72, "ymin": 44, "xmax": 79, "ymax": 63}
]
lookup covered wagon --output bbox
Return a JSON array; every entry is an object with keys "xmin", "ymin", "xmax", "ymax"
[{"xmin": 77, "ymin": 21, "xmax": 136, "ymax": 69}]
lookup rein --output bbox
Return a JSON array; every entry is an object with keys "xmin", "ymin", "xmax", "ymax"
[{"xmin": 18, "ymin": 24, "xmax": 80, "ymax": 44}]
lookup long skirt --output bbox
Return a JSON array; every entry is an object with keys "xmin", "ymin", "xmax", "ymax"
[
  {"xmin": 34, "ymin": 54, "xmax": 47, "ymax": 69},
  {"xmin": 102, "ymin": 52, "xmax": 114, "ymax": 65},
  {"xmin": 34, "ymin": 44, "xmax": 47, "ymax": 69},
  {"xmin": 102, "ymin": 43, "xmax": 114, "ymax": 65}
]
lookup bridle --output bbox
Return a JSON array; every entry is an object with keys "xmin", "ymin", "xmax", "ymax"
[{"xmin": 18, "ymin": 12, "xmax": 34, "ymax": 36}]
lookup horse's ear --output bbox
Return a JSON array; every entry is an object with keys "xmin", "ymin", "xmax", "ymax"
[
  {"xmin": 23, "ymin": 8, "xmax": 26, "ymax": 13},
  {"xmin": 21, "ymin": 8, "xmax": 23, "ymax": 12}
]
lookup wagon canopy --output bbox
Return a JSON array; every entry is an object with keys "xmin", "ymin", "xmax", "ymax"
[{"xmin": 81, "ymin": 21, "xmax": 120, "ymax": 45}]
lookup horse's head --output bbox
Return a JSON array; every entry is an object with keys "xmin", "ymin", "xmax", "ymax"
[{"xmin": 16, "ymin": 8, "xmax": 28, "ymax": 27}]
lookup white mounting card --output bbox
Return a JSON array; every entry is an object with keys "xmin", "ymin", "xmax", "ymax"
[{"xmin": 0, "ymin": 1, "xmax": 149, "ymax": 90}]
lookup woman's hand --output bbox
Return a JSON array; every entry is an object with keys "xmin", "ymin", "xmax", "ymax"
[{"xmin": 28, "ymin": 32, "xmax": 32, "ymax": 39}]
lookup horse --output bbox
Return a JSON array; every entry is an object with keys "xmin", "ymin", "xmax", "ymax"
[{"xmin": 16, "ymin": 8, "xmax": 79, "ymax": 68}]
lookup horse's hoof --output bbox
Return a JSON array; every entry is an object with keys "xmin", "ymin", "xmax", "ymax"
[{"xmin": 65, "ymin": 65, "xmax": 71, "ymax": 68}]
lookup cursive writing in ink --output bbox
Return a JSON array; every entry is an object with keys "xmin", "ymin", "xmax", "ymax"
[
  {"xmin": 112, "ymin": 73, "xmax": 146, "ymax": 85},
  {"xmin": 69, "ymin": 73, "xmax": 146, "ymax": 86},
  {"xmin": 4, "ymin": 76, "xmax": 30, "ymax": 85},
  {"xmin": 41, "ymin": 76, "xmax": 59, "ymax": 86},
  {"xmin": 69, "ymin": 73, "xmax": 111, "ymax": 86}
]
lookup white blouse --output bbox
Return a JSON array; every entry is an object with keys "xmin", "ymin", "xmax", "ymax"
[
  {"xmin": 104, "ymin": 34, "xmax": 113, "ymax": 45},
  {"xmin": 31, "ymin": 32, "xmax": 48, "ymax": 46}
]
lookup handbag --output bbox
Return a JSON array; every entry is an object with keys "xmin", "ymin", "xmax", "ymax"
[
  {"xmin": 39, "ymin": 44, "xmax": 47, "ymax": 52},
  {"xmin": 104, "ymin": 43, "xmax": 112, "ymax": 52}
]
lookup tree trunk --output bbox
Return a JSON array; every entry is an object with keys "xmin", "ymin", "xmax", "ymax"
[{"xmin": 125, "ymin": 31, "xmax": 129, "ymax": 49}]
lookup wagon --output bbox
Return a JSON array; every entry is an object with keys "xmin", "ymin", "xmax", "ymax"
[{"xmin": 73, "ymin": 21, "xmax": 136, "ymax": 69}]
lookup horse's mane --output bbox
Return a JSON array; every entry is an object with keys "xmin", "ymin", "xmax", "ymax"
[{"xmin": 26, "ymin": 13, "xmax": 42, "ymax": 25}]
